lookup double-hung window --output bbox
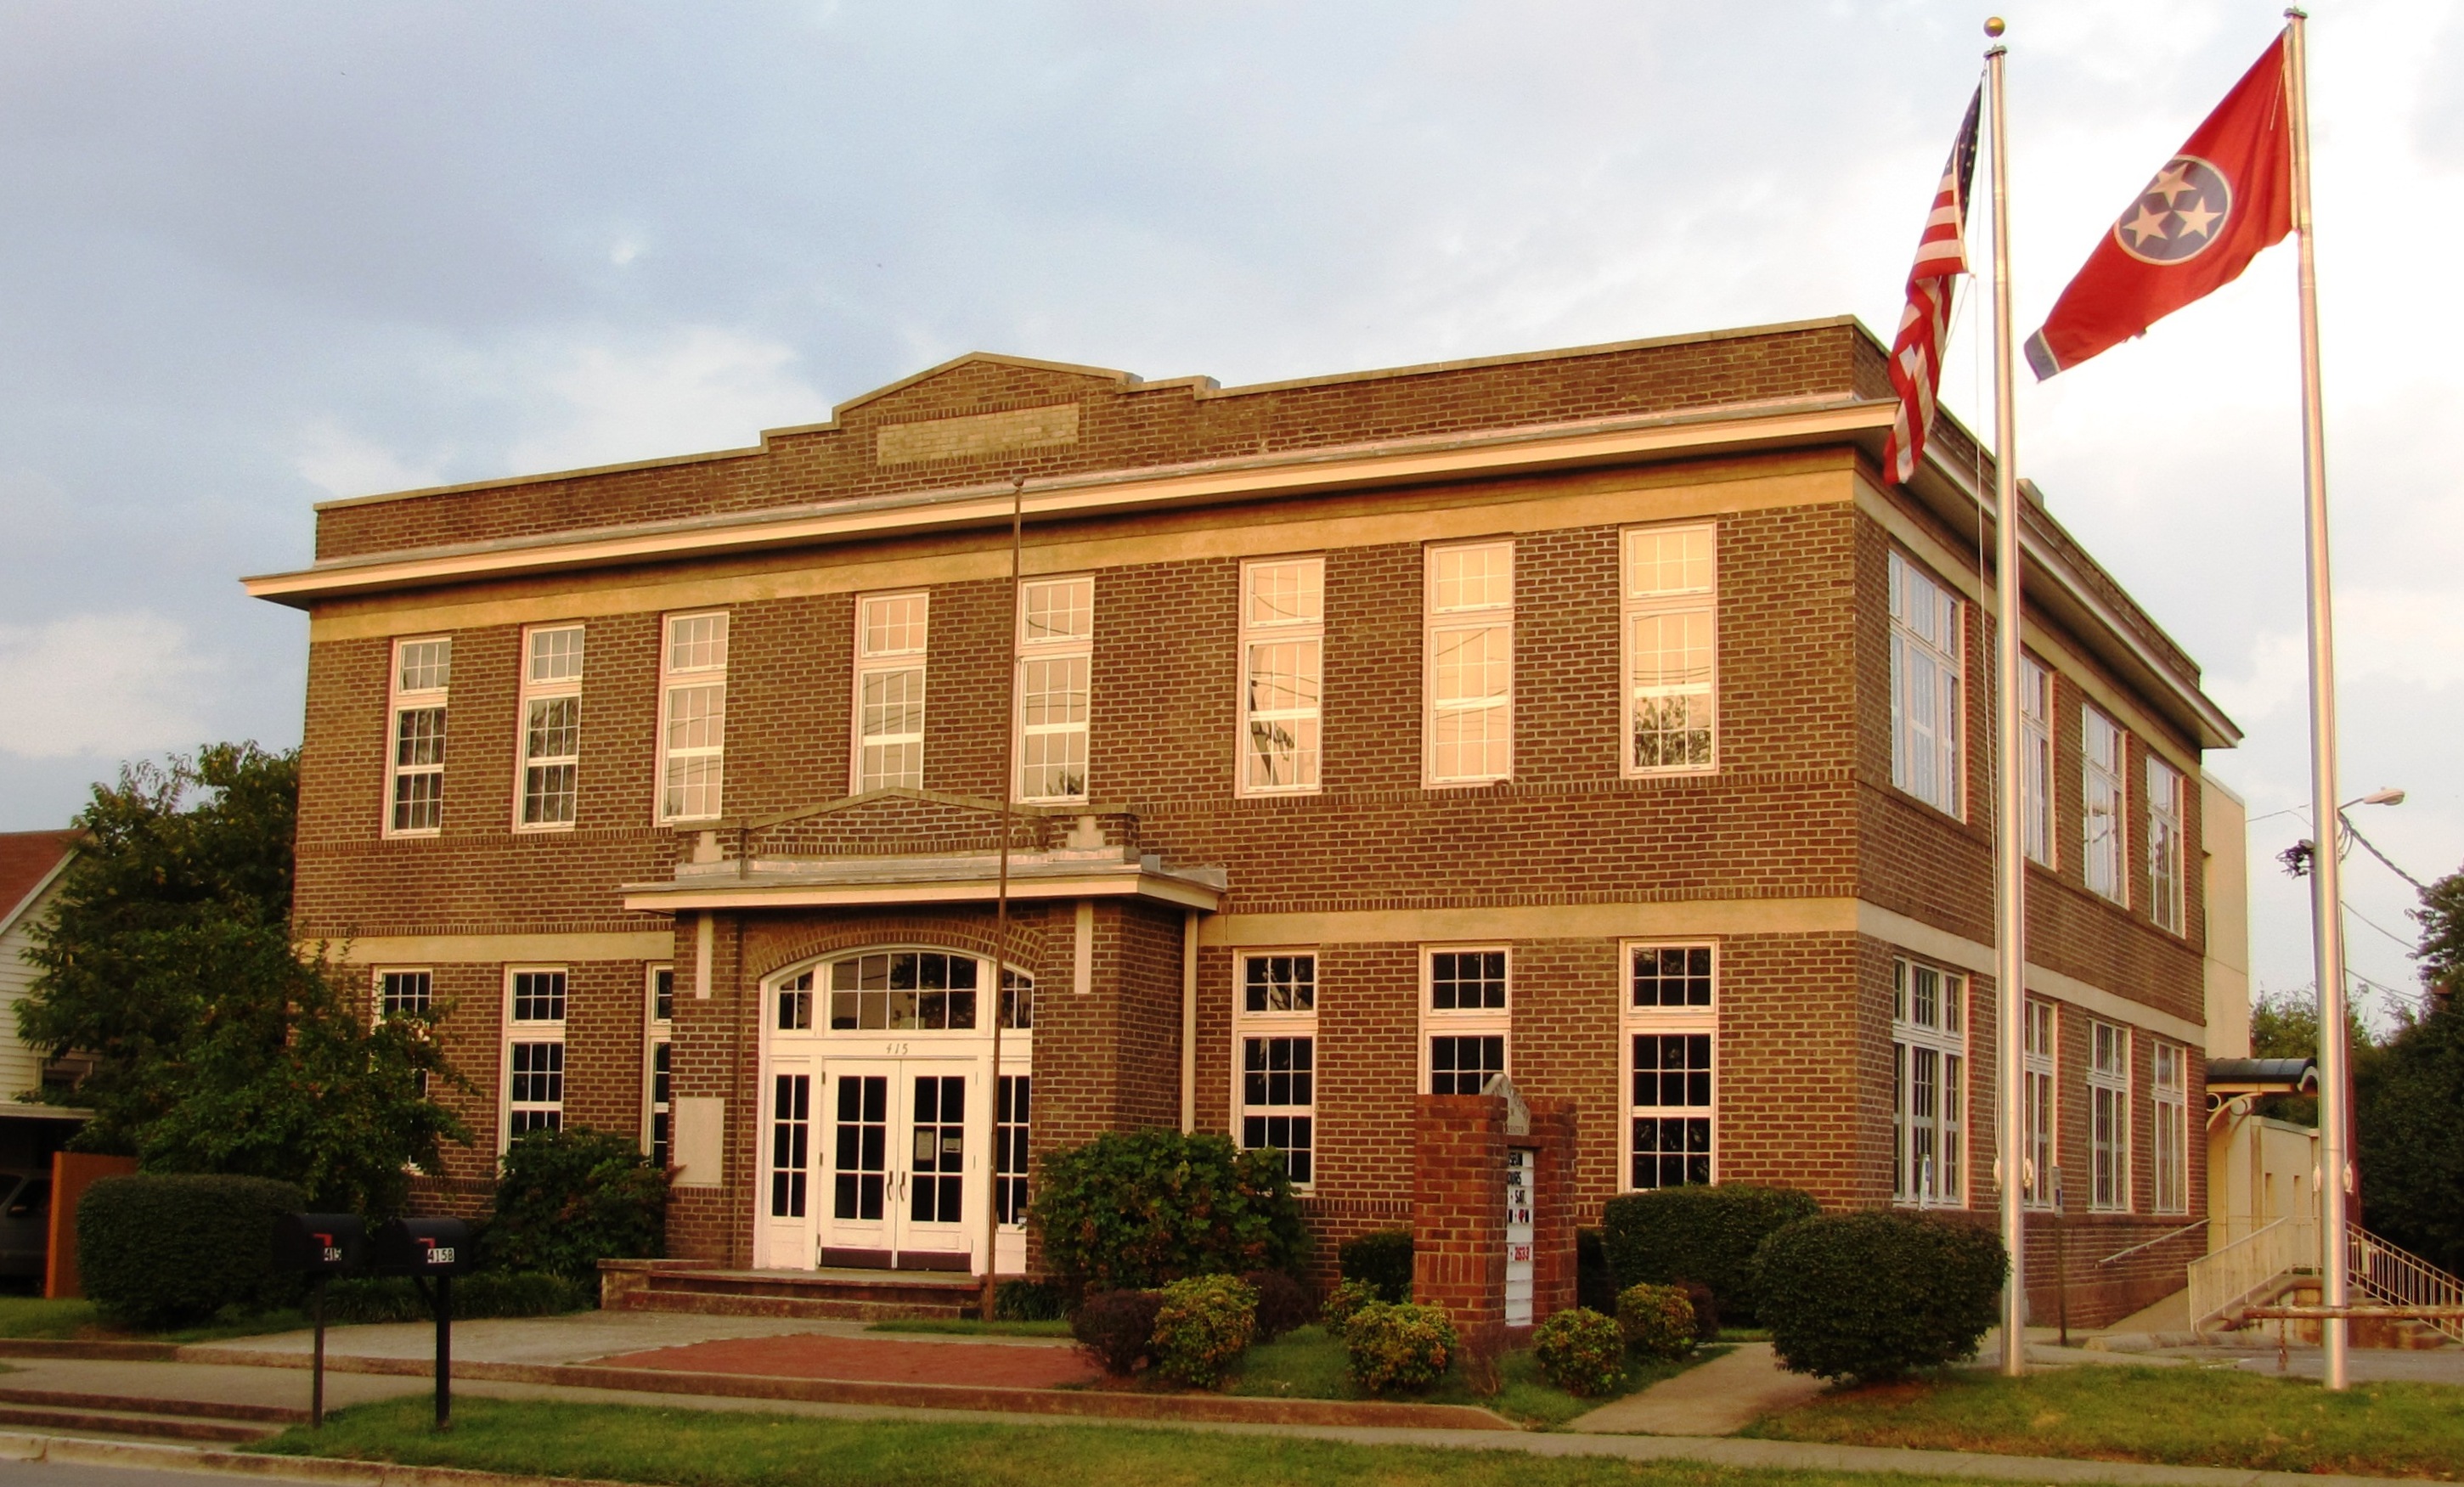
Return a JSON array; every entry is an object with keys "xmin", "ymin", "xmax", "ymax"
[
  {"xmin": 2020, "ymin": 656, "xmax": 2055, "ymax": 866},
  {"xmin": 1424, "ymin": 948, "xmax": 1508, "ymax": 1094},
  {"xmin": 1018, "ymin": 577, "xmax": 1093, "ymax": 803},
  {"xmin": 1622, "ymin": 526, "xmax": 1717, "ymax": 773},
  {"xmin": 658, "ymin": 613, "xmax": 728, "ymax": 822},
  {"xmin": 1626, "ymin": 943, "xmax": 1715, "ymax": 1190},
  {"xmin": 646, "ymin": 966, "xmax": 674, "ymax": 1169},
  {"xmin": 1425, "ymin": 543, "xmax": 1514, "ymax": 785},
  {"xmin": 854, "ymin": 593, "xmax": 928, "ymax": 793},
  {"xmin": 1235, "ymin": 952, "xmax": 1317, "ymax": 1185},
  {"xmin": 2088, "ymin": 1018, "xmax": 2131, "ymax": 1211},
  {"xmin": 2147, "ymin": 756, "xmax": 2185, "ymax": 933},
  {"xmin": 2152, "ymin": 1040, "xmax": 2187, "ymax": 1214},
  {"xmin": 386, "ymin": 638, "xmax": 451, "ymax": 835},
  {"xmin": 517, "ymin": 625, "xmax": 584, "ymax": 828},
  {"xmin": 376, "ymin": 968, "xmax": 433, "ymax": 1021},
  {"xmin": 505, "ymin": 967, "xmax": 567, "ymax": 1141},
  {"xmin": 2083, "ymin": 707, "xmax": 2128, "ymax": 904},
  {"xmin": 1238, "ymin": 559, "xmax": 1324, "ymax": 794},
  {"xmin": 2023, "ymin": 1000, "xmax": 2057, "ymax": 1208},
  {"xmin": 1888, "ymin": 551, "xmax": 1963, "ymax": 817},
  {"xmin": 1892, "ymin": 960, "xmax": 1967, "ymax": 1208}
]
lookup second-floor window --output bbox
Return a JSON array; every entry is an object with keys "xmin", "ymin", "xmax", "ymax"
[
  {"xmin": 1019, "ymin": 577, "xmax": 1093, "ymax": 803},
  {"xmin": 2020, "ymin": 656, "xmax": 2055, "ymax": 866},
  {"xmin": 386, "ymin": 637, "xmax": 451, "ymax": 836},
  {"xmin": 1623, "ymin": 525, "xmax": 1717, "ymax": 774},
  {"xmin": 2147, "ymin": 756, "xmax": 2185, "ymax": 933},
  {"xmin": 1239, "ymin": 558, "xmax": 1323, "ymax": 795},
  {"xmin": 2089, "ymin": 1017, "xmax": 2131, "ymax": 1211},
  {"xmin": 1426, "ymin": 542, "xmax": 1514, "ymax": 786},
  {"xmin": 1888, "ymin": 551, "xmax": 1962, "ymax": 817},
  {"xmin": 2083, "ymin": 707, "xmax": 2128, "ymax": 904},
  {"xmin": 518, "ymin": 625, "xmax": 584, "ymax": 828},
  {"xmin": 855, "ymin": 593, "xmax": 928, "ymax": 793},
  {"xmin": 659, "ymin": 612, "xmax": 728, "ymax": 822},
  {"xmin": 1892, "ymin": 960, "xmax": 1966, "ymax": 1208}
]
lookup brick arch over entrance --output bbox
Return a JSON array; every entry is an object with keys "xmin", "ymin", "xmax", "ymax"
[{"xmin": 745, "ymin": 912, "xmax": 1057, "ymax": 986}]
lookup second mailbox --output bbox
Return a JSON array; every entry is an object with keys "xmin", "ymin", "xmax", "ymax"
[
  {"xmin": 274, "ymin": 1213, "xmax": 367, "ymax": 1274},
  {"xmin": 372, "ymin": 1216, "xmax": 476, "ymax": 1276}
]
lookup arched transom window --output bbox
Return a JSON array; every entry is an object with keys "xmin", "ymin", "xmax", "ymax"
[{"xmin": 774, "ymin": 949, "xmax": 1032, "ymax": 1033}]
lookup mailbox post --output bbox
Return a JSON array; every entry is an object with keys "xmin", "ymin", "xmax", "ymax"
[
  {"xmin": 373, "ymin": 1217, "xmax": 473, "ymax": 1430},
  {"xmin": 273, "ymin": 1214, "xmax": 366, "ymax": 1428}
]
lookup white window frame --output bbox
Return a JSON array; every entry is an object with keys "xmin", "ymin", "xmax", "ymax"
[
  {"xmin": 1421, "ymin": 945, "xmax": 1510, "ymax": 1094},
  {"xmin": 503, "ymin": 966, "xmax": 568, "ymax": 1146},
  {"xmin": 1017, "ymin": 576, "xmax": 1094, "ymax": 805},
  {"xmin": 2083, "ymin": 707, "xmax": 2129, "ymax": 904},
  {"xmin": 515, "ymin": 623, "xmax": 584, "ymax": 831},
  {"xmin": 646, "ymin": 965, "xmax": 674, "ymax": 1168},
  {"xmin": 1232, "ymin": 951, "xmax": 1318, "ymax": 1187},
  {"xmin": 2147, "ymin": 755, "xmax": 2186, "ymax": 933},
  {"xmin": 385, "ymin": 636, "xmax": 452, "ymax": 836},
  {"xmin": 375, "ymin": 967, "xmax": 434, "ymax": 1022},
  {"xmin": 853, "ymin": 592, "xmax": 928, "ymax": 795},
  {"xmin": 2152, "ymin": 1039, "xmax": 2187, "ymax": 1215},
  {"xmin": 1621, "ymin": 525, "xmax": 1717, "ymax": 775},
  {"xmin": 2024, "ymin": 999, "xmax": 2057, "ymax": 1209},
  {"xmin": 1238, "ymin": 557, "xmax": 1325, "ymax": 797},
  {"xmin": 1424, "ymin": 541, "xmax": 1514, "ymax": 786},
  {"xmin": 2088, "ymin": 1017, "xmax": 2132, "ymax": 1212},
  {"xmin": 1623, "ymin": 942, "xmax": 1717, "ymax": 1191},
  {"xmin": 2020, "ymin": 655, "xmax": 2055, "ymax": 868},
  {"xmin": 1888, "ymin": 550, "xmax": 1964, "ymax": 818},
  {"xmin": 657, "ymin": 612, "xmax": 729, "ymax": 823},
  {"xmin": 1892, "ymin": 960, "xmax": 1968, "ymax": 1208}
]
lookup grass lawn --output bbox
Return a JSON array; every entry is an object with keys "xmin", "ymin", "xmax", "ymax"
[
  {"xmin": 257, "ymin": 1394, "xmax": 1949, "ymax": 1487},
  {"xmin": 1743, "ymin": 1362, "xmax": 2464, "ymax": 1479},
  {"xmin": 868, "ymin": 1318, "xmax": 1073, "ymax": 1338},
  {"xmin": 0, "ymin": 1294, "xmax": 313, "ymax": 1344},
  {"xmin": 1226, "ymin": 1325, "xmax": 1727, "ymax": 1428}
]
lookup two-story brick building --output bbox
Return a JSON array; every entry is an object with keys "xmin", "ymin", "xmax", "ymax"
[{"xmin": 245, "ymin": 316, "xmax": 2237, "ymax": 1324}]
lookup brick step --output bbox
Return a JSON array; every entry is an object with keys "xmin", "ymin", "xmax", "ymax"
[
  {"xmin": 0, "ymin": 1386, "xmax": 304, "ymax": 1424},
  {"xmin": 624, "ymin": 1268, "xmax": 978, "ymax": 1321},
  {"xmin": 0, "ymin": 1401, "xmax": 282, "ymax": 1444}
]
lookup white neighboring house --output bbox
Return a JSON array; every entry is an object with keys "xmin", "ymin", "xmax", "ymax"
[{"xmin": 0, "ymin": 831, "xmax": 93, "ymax": 1127}]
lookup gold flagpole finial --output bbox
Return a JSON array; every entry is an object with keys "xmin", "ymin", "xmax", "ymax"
[{"xmin": 1984, "ymin": 16, "xmax": 2005, "ymax": 37}]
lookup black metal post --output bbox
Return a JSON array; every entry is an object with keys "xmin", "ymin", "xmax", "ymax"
[
  {"xmin": 310, "ymin": 1275, "xmax": 327, "ymax": 1428},
  {"xmin": 433, "ymin": 1273, "xmax": 452, "ymax": 1430},
  {"xmin": 2055, "ymin": 1214, "xmax": 2069, "ymax": 1348}
]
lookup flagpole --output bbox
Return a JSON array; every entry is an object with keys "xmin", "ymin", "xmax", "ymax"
[
  {"xmin": 979, "ymin": 472, "xmax": 1025, "ymax": 1321},
  {"xmin": 1983, "ymin": 18, "xmax": 2028, "ymax": 1380},
  {"xmin": 2282, "ymin": 6, "xmax": 2351, "ymax": 1394}
]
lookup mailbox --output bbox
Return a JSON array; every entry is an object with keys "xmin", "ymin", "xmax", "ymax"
[
  {"xmin": 274, "ymin": 1213, "xmax": 368, "ymax": 1274},
  {"xmin": 372, "ymin": 1216, "xmax": 476, "ymax": 1276}
]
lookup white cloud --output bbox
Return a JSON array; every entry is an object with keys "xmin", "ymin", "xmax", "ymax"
[
  {"xmin": 501, "ymin": 326, "xmax": 826, "ymax": 476},
  {"xmin": 290, "ymin": 420, "xmax": 447, "ymax": 501},
  {"xmin": 0, "ymin": 612, "xmax": 215, "ymax": 760}
]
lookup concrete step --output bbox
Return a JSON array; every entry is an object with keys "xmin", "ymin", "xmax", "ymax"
[
  {"xmin": 622, "ymin": 1267, "xmax": 978, "ymax": 1321},
  {"xmin": 0, "ymin": 1401, "xmax": 282, "ymax": 1445}
]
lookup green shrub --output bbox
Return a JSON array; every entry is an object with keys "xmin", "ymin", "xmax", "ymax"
[
  {"xmin": 1677, "ymin": 1278, "xmax": 1720, "ymax": 1342},
  {"xmin": 320, "ymin": 1270, "xmax": 589, "ymax": 1324},
  {"xmin": 1150, "ymin": 1274, "xmax": 1257, "ymax": 1388},
  {"xmin": 78, "ymin": 1174, "xmax": 306, "ymax": 1328},
  {"xmin": 1615, "ymin": 1282, "xmax": 1697, "ymax": 1360},
  {"xmin": 1576, "ymin": 1228, "xmax": 1618, "ymax": 1314},
  {"xmin": 1533, "ymin": 1307, "xmax": 1627, "ymax": 1397},
  {"xmin": 1338, "ymin": 1228, "xmax": 1414, "ymax": 1303},
  {"xmin": 1319, "ymin": 1277, "xmax": 1379, "ymax": 1338},
  {"xmin": 1071, "ymin": 1288, "xmax": 1162, "ymax": 1376},
  {"xmin": 1342, "ymin": 1301, "xmax": 1457, "ymax": 1394},
  {"xmin": 481, "ymin": 1127, "xmax": 667, "ymax": 1285},
  {"xmin": 995, "ymin": 1278, "xmax": 1067, "ymax": 1322},
  {"xmin": 1242, "ymin": 1270, "xmax": 1313, "ymax": 1342},
  {"xmin": 1599, "ymin": 1183, "xmax": 1818, "ymax": 1324},
  {"xmin": 1030, "ymin": 1130, "xmax": 1304, "ymax": 1291},
  {"xmin": 1752, "ymin": 1211, "xmax": 2005, "ymax": 1383}
]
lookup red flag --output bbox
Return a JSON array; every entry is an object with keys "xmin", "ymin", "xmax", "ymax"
[
  {"xmin": 1882, "ymin": 87, "xmax": 1982, "ymax": 486},
  {"xmin": 2025, "ymin": 34, "xmax": 2293, "ymax": 379}
]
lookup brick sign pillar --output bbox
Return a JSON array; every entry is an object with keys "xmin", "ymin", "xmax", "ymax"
[{"xmin": 1412, "ymin": 1082, "xmax": 1577, "ymax": 1371}]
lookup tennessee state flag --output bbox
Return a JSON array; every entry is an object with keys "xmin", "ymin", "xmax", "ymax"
[{"xmin": 2025, "ymin": 34, "xmax": 2293, "ymax": 379}]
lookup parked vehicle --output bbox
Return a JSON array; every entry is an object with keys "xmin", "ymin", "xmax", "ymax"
[{"xmin": 0, "ymin": 1172, "xmax": 52, "ymax": 1278}]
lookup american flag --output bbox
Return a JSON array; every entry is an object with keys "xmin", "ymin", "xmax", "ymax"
[{"xmin": 1881, "ymin": 87, "xmax": 1982, "ymax": 487}]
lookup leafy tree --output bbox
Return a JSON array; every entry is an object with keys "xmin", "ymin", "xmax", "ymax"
[
  {"xmin": 2354, "ymin": 1001, "xmax": 2464, "ymax": 1275},
  {"xmin": 2412, "ymin": 867, "xmax": 2464, "ymax": 1005},
  {"xmin": 482, "ymin": 1127, "xmax": 668, "ymax": 1282},
  {"xmin": 2247, "ymin": 989, "xmax": 2378, "ymax": 1126},
  {"xmin": 17, "ymin": 743, "xmax": 469, "ymax": 1213}
]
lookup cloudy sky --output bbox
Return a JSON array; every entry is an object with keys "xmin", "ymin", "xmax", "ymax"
[{"xmin": 0, "ymin": 0, "xmax": 2453, "ymax": 1017}]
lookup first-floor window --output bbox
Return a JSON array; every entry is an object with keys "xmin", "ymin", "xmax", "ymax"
[
  {"xmin": 377, "ymin": 969, "xmax": 432, "ymax": 1020},
  {"xmin": 770, "ymin": 1073, "xmax": 810, "ymax": 1218},
  {"xmin": 996, "ymin": 1074, "xmax": 1030, "ymax": 1224},
  {"xmin": 2152, "ymin": 1040, "xmax": 2187, "ymax": 1214},
  {"xmin": 1237, "ymin": 952, "xmax": 1316, "ymax": 1184},
  {"xmin": 2089, "ymin": 1018, "xmax": 2131, "ymax": 1211},
  {"xmin": 1425, "ymin": 946, "xmax": 1508, "ymax": 1096},
  {"xmin": 508, "ymin": 1042, "xmax": 563, "ymax": 1135},
  {"xmin": 1892, "ymin": 960, "xmax": 1966, "ymax": 1208},
  {"xmin": 2024, "ymin": 1000, "xmax": 2056, "ymax": 1208},
  {"xmin": 1429, "ymin": 1034, "xmax": 1505, "ymax": 1095},
  {"xmin": 648, "ymin": 1042, "xmax": 672, "ymax": 1169},
  {"xmin": 1629, "ymin": 1032, "xmax": 1713, "ymax": 1189}
]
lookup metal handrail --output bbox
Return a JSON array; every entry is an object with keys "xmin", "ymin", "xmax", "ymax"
[
  {"xmin": 2097, "ymin": 1217, "xmax": 2207, "ymax": 1266},
  {"xmin": 2187, "ymin": 1215, "xmax": 2319, "ymax": 1332},
  {"xmin": 2350, "ymin": 1226, "xmax": 2464, "ymax": 1345}
]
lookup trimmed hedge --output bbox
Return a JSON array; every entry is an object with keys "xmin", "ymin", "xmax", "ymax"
[
  {"xmin": 1615, "ymin": 1282, "xmax": 1697, "ymax": 1361},
  {"xmin": 1072, "ymin": 1288, "xmax": 1163, "ymax": 1376},
  {"xmin": 1752, "ymin": 1211, "xmax": 2006, "ymax": 1383},
  {"xmin": 1243, "ymin": 1270, "xmax": 1314, "ymax": 1342},
  {"xmin": 1533, "ymin": 1307, "xmax": 1626, "ymax": 1397},
  {"xmin": 80, "ymin": 1174, "xmax": 307, "ymax": 1327},
  {"xmin": 1599, "ymin": 1183, "xmax": 1818, "ymax": 1324},
  {"xmin": 482, "ymin": 1126, "xmax": 667, "ymax": 1286},
  {"xmin": 1338, "ymin": 1228, "xmax": 1413, "ymax": 1304},
  {"xmin": 1151, "ymin": 1274, "xmax": 1257, "ymax": 1388},
  {"xmin": 320, "ymin": 1270, "xmax": 590, "ymax": 1324},
  {"xmin": 1031, "ymin": 1130, "xmax": 1305, "ymax": 1291},
  {"xmin": 1576, "ymin": 1228, "xmax": 1618, "ymax": 1315},
  {"xmin": 1319, "ymin": 1277, "xmax": 1379, "ymax": 1338},
  {"xmin": 1343, "ymin": 1301, "xmax": 1458, "ymax": 1394}
]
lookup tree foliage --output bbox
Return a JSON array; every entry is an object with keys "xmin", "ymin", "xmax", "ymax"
[
  {"xmin": 2412, "ymin": 868, "xmax": 2464, "ymax": 1005},
  {"xmin": 1029, "ymin": 1129, "xmax": 1305, "ymax": 1291},
  {"xmin": 16, "ymin": 743, "xmax": 469, "ymax": 1213},
  {"xmin": 2355, "ymin": 1002, "xmax": 2464, "ymax": 1276},
  {"xmin": 482, "ymin": 1126, "xmax": 668, "ymax": 1282},
  {"xmin": 2247, "ymin": 989, "xmax": 2379, "ymax": 1126}
]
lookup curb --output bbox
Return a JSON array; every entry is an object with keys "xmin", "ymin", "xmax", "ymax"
[{"xmin": 0, "ymin": 1433, "xmax": 640, "ymax": 1487}]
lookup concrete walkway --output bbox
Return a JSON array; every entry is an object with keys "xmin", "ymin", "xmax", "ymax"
[{"xmin": 1565, "ymin": 1343, "xmax": 1826, "ymax": 1435}]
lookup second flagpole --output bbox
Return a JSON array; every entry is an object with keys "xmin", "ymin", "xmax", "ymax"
[{"xmin": 1984, "ymin": 17, "xmax": 2029, "ymax": 1380}]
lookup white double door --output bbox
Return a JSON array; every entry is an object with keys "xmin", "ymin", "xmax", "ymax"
[{"xmin": 758, "ymin": 1046, "xmax": 1026, "ymax": 1275}]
